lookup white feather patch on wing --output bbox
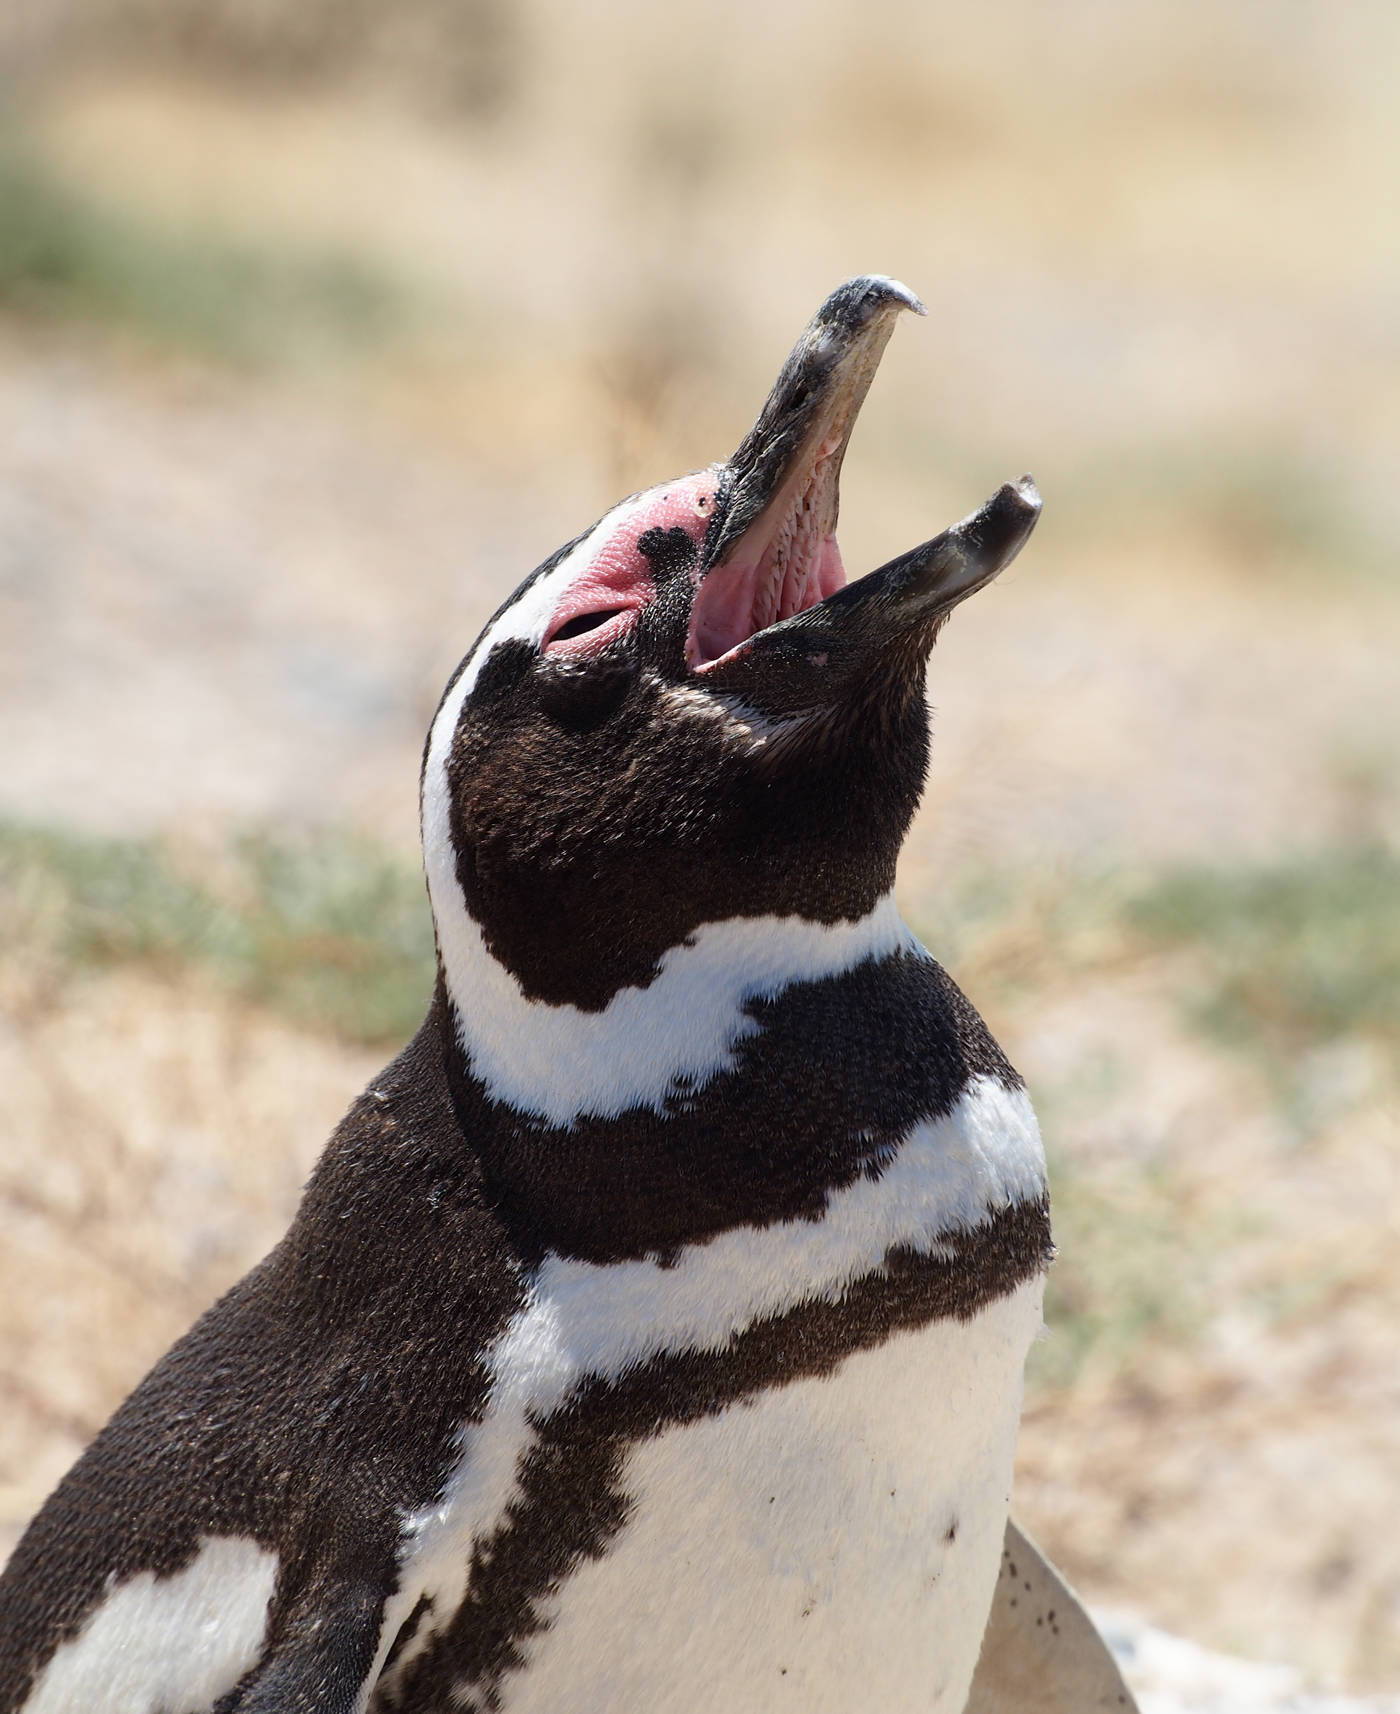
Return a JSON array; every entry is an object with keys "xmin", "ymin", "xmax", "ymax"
[{"xmin": 20, "ymin": 1536, "xmax": 278, "ymax": 1714}]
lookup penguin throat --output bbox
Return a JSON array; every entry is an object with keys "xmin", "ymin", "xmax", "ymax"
[{"xmin": 430, "ymin": 889, "xmax": 912, "ymax": 1128}]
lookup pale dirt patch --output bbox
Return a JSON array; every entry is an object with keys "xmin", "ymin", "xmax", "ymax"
[{"xmin": 1101, "ymin": 1614, "xmax": 1400, "ymax": 1714}]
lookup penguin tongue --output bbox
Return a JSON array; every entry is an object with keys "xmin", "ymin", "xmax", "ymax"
[{"xmin": 687, "ymin": 275, "xmax": 923, "ymax": 672}]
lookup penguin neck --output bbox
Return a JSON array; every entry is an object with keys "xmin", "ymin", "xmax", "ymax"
[
  {"xmin": 424, "ymin": 892, "xmax": 1041, "ymax": 1268},
  {"xmin": 431, "ymin": 885, "xmax": 915, "ymax": 1130}
]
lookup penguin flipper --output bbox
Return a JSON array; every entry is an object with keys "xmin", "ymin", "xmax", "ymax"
[
  {"xmin": 212, "ymin": 1577, "xmax": 386, "ymax": 1714},
  {"xmin": 964, "ymin": 1518, "xmax": 1139, "ymax": 1713}
]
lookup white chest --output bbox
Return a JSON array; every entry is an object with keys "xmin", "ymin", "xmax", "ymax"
[
  {"xmin": 493, "ymin": 1276, "xmax": 1043, "ymax": 1714},
  {"xmin": 374, "ymin": 1078, "xmax": 1049, "ymax": 1707}
]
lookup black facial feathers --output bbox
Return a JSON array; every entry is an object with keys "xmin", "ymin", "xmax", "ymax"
[{"xmin": 445, "ymin": 635, "xmax": 928, "ymax": 1009}]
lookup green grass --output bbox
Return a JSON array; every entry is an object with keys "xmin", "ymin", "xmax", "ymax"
[
  {"xmin": 1127, "ymin": 844, "xmax": 1400, "ymax": 1057},
  {"xmin": 0, "ymin": 137, "xmax": 404, "ymax": 365},
  {"xmin": 0, "ymin": 822, "xmax": 435, "ymax": 1043},
  {"xmin": 916, "ymin": 845, "xmax": 1400, "ymax": 1387},
  {"xmin": 917, "ymin": 845, "xmax": 1400, "ymax": 1068}
]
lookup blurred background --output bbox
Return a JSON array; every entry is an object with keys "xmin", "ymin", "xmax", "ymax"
[{"xmin": 0, "ymin": 0, "xmax": 1397, "ymax": 1702}]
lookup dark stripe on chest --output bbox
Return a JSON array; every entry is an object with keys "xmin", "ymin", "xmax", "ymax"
[
  {"xmin": 445, "ymin": 948, "xmax": 1021, "ymax": 1266},
  {"xmin": 375, "ymin": 1196, "xmax": 1052, "ymax": 1713}
]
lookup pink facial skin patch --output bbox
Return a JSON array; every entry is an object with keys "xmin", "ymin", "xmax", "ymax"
[{"xmin": 543, "ymin": 474, "xmax": 718, "ymax": 658}]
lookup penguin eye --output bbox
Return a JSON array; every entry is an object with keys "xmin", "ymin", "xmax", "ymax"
[
  {"xmin": 550, "ymin": 607, "xmax": 627, "ymax": 642},
  {"xmin": 536, "ymin": 651, "xmax": 636, "ymax": 729}
]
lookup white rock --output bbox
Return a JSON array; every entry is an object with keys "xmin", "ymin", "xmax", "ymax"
[{"xmin": 1095, "ymin": 1612, "xmax": 1400, "ymax": 1714}]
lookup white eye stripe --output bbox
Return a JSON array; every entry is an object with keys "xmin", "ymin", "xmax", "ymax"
[{"xmin": 425, "ymin": 468, "xmax": 721, "ymax": 771}]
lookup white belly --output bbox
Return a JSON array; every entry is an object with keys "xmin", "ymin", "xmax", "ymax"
[{"xmin": 494, "ymin": 1276, "xmax": 1044, "ymax": 1714}]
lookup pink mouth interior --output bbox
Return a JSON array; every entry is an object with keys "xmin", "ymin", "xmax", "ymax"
[{"xmin": 687, "ymin": 465, "xmax": 849, "ymax": 671}]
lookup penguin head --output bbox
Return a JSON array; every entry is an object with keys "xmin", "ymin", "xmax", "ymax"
[{"xmin": 423, "ymin": 277, "xmax": 1040, "ymax": 1014}]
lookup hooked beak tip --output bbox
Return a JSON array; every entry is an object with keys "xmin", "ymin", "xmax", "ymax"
[{"xmin": 1011, "ymin": 474, "xmax": 1042, "ymax": 512}]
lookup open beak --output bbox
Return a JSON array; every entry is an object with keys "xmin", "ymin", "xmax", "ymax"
[{"xmin": 687, "ymin": 275, "xmax": 1040, "ymax": 689}]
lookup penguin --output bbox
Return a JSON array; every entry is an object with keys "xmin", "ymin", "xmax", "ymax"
[{"xmin": 0, "ymin": 276, "xmax": 1132, "ymax": 1714}]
